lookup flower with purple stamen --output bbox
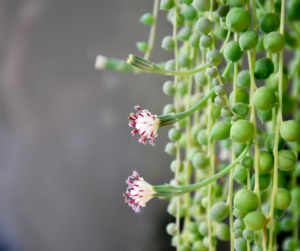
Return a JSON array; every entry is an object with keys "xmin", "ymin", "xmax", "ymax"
[
  {"xmin": 128, "ymin": 105, "xmax": 160, "ymax": 146},
  {"xmin": 123, "ymin": 171, "xmax": 156, "ymax": 212}
]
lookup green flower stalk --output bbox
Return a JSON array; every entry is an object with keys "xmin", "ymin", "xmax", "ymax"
[
  {"xmin": 124, "ymin": 141, "xmax": 252, "ymax": 212},
  {"xmin": 127, "ymin": 54, "xmax": 209, "ymax": 76},
  {"xmin": 95, "ymin": 55, "xmax": 135, "ymax": 71}
]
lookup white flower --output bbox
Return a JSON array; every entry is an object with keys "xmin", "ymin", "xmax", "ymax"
[
  {"xmin": 128, "ymin": 105, "xmax": 160, "ymax": 146},
  {"xmin": 95, "ymin": 55, "xmax": 107, "ymax": 70},
  {"xmin": 124, "ymin": 171, "xmax": 156, "ymax": 212}
]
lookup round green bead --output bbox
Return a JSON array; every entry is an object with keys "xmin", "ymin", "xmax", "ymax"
[
  {"xmin": 244, "ymin": 211, "xmax": 266, "ymax": 231},
  {"xmin": 163, "ymin": 80, "xmax": 175, "ymax": 96},
  {"xmin": 234, "ymin": 189, "xmax": 258, "ymax": 213},
  {"xmin": 229, "ymin": 89, "xmax": 250, "ymax": 104},
  {"xmin": 232, "ymin": 102, "xmax": 249, "ymax": 117},
  {"xmin": 234, "ymin": 218, "xmax": 246, "ymax": 230},
  {"xmin": 179, "ymin": 55, "xmax": 190, "ymax": 68},
  {"xmin": 218, "ymin": 25, "xmax": 229, "ymax": 40},
  {"xmin": 215, "ymin": 86, "xmax": 227, "ymax": 96},
  {"xmin": 168, "ymin": 128, "xmax": 182, "ymax": 141},
  {"xmin": 237, "ymin": 70, "xmax": 251, "ymax": 88},
  {"xmin": 282, "ymin": 237, "xmax": 298, "ymax": 251},
  {"xmin": 194, "ymin": 71, "xmax": 208, "ymax": 86},
  {"xmin": 192, "ymin": 241, "xmax": 207, "ymax": 251},
  {"xmin": 217, "ymin": 5, "xmax": 230, "ymax": 18},
  {"xmin": 163, "ymin": 103, "xmax": 176, "ymax": 114},
  {"xmin": 224, "ymin": 41, "xmax": 243, "ymax": 62},
  {"xmin": 228, "ymin": 0, "xmax": 247, "ymax": 7},
  {"xmin": 243, "ymin": 229, "xmax": 254, "ymax": 240},
  {"xmin": 230, "ymin": 120, "xmax": 254, "ymax": 143},
  {"xmin": 160, "ymin": 0, "xmax": 175, "ymax": 10},
  {"xmin": 278, "ymin": 150, "xmax": 296, "ymax": 171},
  {"xmin": 161, "ymin": 36, "xmax": 175, "ymax": 50},
  {"xmin": 215, "ymin": 223, "xmax": 230, "ymax": 241},
  {"xmin": 275, "ymin": 188, "xmax": 292, "ymax": 210},
  {"xmin": 206, "ymin": 67, "xmax": 218, "ymax": 78},
  {"xmin": 166, "ymin": 222, "xmax": 177, "ymax": 235},
  {"xmin": 203, "ymin": 236, "xmax": 217, "ymax": 248},
  {"xmin": 170, "ymin": 159, "xmax": 184, "ymax": 173},
  {"xmin": 177, "ymin": 27, "xmax": 192, "ymax": 41},
  {"xmin": 234, "ymin": 238, "xmax": 247, "ymax": 251},
  {"xmin": 239, "ymin": 30, "xmax": 259, "ymax": 51},
  {"xmin": 221, "ymin": 107, "xmax": 232, "ymax": 118},
  {"xmin": 258, "ymin": 150, "xmax": 274, "ymax": 174},
  {"xmin": 253, "ymin": 86, "xmax": 276, "ymax": 111},
  {"xmin": 280, "ymin": 120, "xmax": 300, "ymax": 142},
  {"xmin": 259, "ymin": 13, "xmax": 280, "ymax": 34},
  {"xmin": 196, "ymin": 17, "xmax": 212, "ymax": 35},
  {"xmin": 263, "ymin": 31, "xmax": 285, "ymax": 53},
  {"xmin": 200, "ymin": 34, "xmax": 213, "ymax": 48},
  {"xmin": 241, "ymin": 156, "xmax": 253, "ymax": 169},
  {"xmin": 281, "ymin": 217, "xmax": 295, "ymax": 232},
  {"xmin": 287, "ymin": 0, "xmax": 300, "ymax": 21},
  {"xmin": 234, "ymin": 229, "xmax": 243, "ymax": 238},
  {"xmin": 189, "ymin": 33, "xmax": 201, "ymax": 48},
  {"xmin": 233, "ymin": 208, "xmax": 248, "ymax": 219},
  {"xmin": 250, "ymin": 173, "xmax": 271, "ymax": 191},
  {"xmin": 140, "ymin": 13, "xmax": 154, "ymax": 25},
  {"xmin": 192, "ymin": 152, "xmax": 209, "ymax": 169},
  {"xmin": 180, "ymin": 5, "xmax": 197, "ymax": 21},
  {"xmin": 226, "ymin": 8, "xmax": 252, "ymax": 33},
  {"xmin": 192, "ymin": 0, "xmax": 210, "ymax": 12},
  {"xmin": 165, "ymin": 59, "xmax": 176, "ymax": 71},
  {"xmin": 136, "ymin": 41, "xmax": 148, "ymax": 52},
  {"xmin": 254, "ymin": 58, "xmax": 274, "ymax": 80},
  {"xmin": 258, "ymin": 109, "xmax": 273, "ymax": 123},
  {"xmin": 199, "ymin": 221, "xmax": 210, "ymax": 236},
  {"xmin": 267, "ymin": 72, "xmax": 289, "ymax": 92},
  {"xmin": 178, "ymin": 81, "xmax": 188, "ymax": 96},
  {"xmin": 214, "ymin": 96, "xmax": 225, "ymax": 107},
  {"xmin": 233, "ymin": 164, "xmax": 247, "ymax": 184},
  {"xmin": 165, "ymin": 142, "xmax": 177, "ymax": 155},
  {"xmin": 211, "ymin": 121, "xmax": 232, "ymax": 140},
  {"xmin": 209, "ymin": 202, "xmax": 229, "ymax": 221},
  {"xmin": 192, "ymin": 124, "xmax": 205, "ymax": 139},
  {"xmin": 197, "ymin": 129, "xmax": 208, "ymax": 145},
  {"xmin": 172, "ymin": 13, "xmax": 185, "ymax": 26},
  {"xmin": 206, "ymin": 49, "xmax": 222, "ymax": 66}
]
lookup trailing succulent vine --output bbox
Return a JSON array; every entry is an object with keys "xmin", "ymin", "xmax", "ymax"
[{"xmin": 96, "ymin": 0, "xmax": 300, "ymax": 250}]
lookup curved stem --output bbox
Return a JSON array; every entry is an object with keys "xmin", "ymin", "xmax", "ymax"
[{"xmin": 169, "ymin": 141, "xmax": 252, "ymax": 194}]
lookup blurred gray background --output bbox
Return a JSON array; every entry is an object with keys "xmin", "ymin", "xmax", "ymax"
[{"xmin": 0, "ymin": 0, "xmax": 177, "ymax": 250}]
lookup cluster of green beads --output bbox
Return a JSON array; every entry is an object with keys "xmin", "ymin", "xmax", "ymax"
[
  {"xmin": 103, "ymin": 0, "xmax": 300, "ymax": 250},
  {"xmin": 143, "ymin": 0, "xmax": 300, "ymax": 250}
]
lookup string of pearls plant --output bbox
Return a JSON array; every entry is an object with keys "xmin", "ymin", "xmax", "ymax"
[{"xmin": 96, "ymin": 0, "xmax": 300, "ymax": 250}]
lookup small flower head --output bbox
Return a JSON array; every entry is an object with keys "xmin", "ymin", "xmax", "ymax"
[
  {"xmin": 127, "ymin": 54, "xmax": 154, "ymax": 72},
  {"xmin": 124, "ymin": 171, "xmax": 155, "ymax": 212},
  {"xmin": 128, "ymin": 106, "xmax": 160, "ymax": 146},
  {"xmin": 95, "ymin": 55, "xmax": 107, "ymax": 70}
]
